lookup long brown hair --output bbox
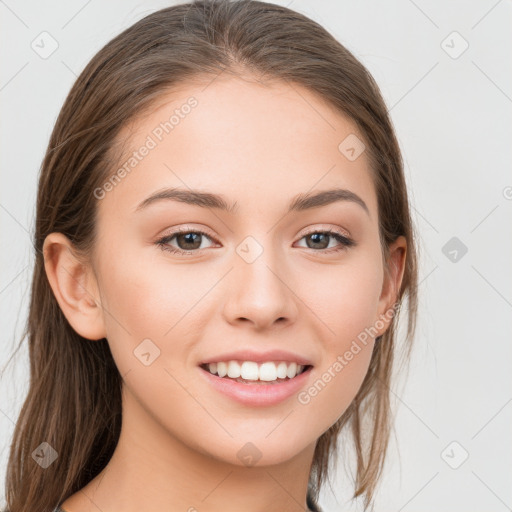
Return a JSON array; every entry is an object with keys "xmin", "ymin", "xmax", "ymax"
[{"xmin": 3, "ymin": 1, "xmax": 418, "ymax": 510}]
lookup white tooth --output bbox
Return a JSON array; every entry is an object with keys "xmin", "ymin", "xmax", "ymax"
[
  {"xmin": 286, "ymin": 362, "xmax": 297, "ymax": 379},
  {"xmin": 259, "ymin": 362, "xmax": 278, "ymax": 381},
  {"xmin": 217, "ymin": 361, "xmax": 227, "ymax": 377},
  {"xmin": 240, "ymin": 361, "xmax": 259, "ymax": 380},
  {"xmin": 276, "ymin": 362, "xmax": 288, "ymax": 379},
  {"xmin": 227, "ymin": 360, "xmax": 241, "ymax": 378},
  {"xmin": 212, "ymin": 360, "xmax": 306, "ymax": 380}
]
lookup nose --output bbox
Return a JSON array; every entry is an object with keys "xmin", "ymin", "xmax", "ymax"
[{"xmin": 222, "ymin": 243, "xmax": 299, "ymax": 331}]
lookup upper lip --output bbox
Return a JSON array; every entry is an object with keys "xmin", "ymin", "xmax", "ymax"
[{"xmin": 199, "ymin": 349, "xmax": 314, "ymax": 367}]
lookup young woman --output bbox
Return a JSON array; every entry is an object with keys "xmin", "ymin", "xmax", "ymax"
[{"xmin": 3, "ymin": 1, "xmax": 418, "ymax": 511}]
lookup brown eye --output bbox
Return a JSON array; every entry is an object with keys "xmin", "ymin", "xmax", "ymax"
[
  {"xmin": 156, "ymin": 229, "xmax": 216, "ymax": 254},
  {"xmin": 297, "ymin": 229, "xmax": 355, "ymax": 253},
  {"xmin": 174, "ymin": 232, "xmax": 203, "ymax": 250},
  {"xmin": 305, "ymin": 232, "xmax": 330, "ymax": 249}
]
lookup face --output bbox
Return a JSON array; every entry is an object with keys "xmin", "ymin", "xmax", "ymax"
[{"xmin": 65, "ymin": 76, "xmax": 404, "ymax": 467}]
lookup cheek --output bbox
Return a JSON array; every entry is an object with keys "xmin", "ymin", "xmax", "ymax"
[
  {"xmin": 303, "ymin": 250, "xmax": 383, "ymax": 346},
  {"xmin": 98, "ymin": 246, "xmax": 203, "ymax": 335},
  {"xmin": 297, "ymin": 255, "xmax": 382, "ymax": 426},
  {"xmin": 95, "ymin": 246, "xmax": 218, "ymax": 376}
]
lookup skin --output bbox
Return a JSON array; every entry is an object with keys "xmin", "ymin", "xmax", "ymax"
[{"xmin": 43, "ymin": 74, "xmax": 406, "ymax": 512}]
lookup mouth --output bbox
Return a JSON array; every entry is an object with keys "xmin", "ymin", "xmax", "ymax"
[
  {"xmin": 198, "ymin": 359, "xmax": 314, "ymax": 406},
  {"xmin": 199, "ymin": 360, "xmax": 314, "ymax": 385}
]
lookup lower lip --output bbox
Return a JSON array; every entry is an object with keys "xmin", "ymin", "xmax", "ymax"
[{"xmin": 198, "ymin": 365, "xmax": 313, "ymax": 407}]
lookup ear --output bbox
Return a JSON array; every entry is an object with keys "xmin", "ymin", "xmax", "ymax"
[
  {"xmin": 375, "ymin": 235, "xmax": 407, "ymax": 337},
  {"xmin": 43, "ymin": 232, "xmax": 106, "ymax": 341}
]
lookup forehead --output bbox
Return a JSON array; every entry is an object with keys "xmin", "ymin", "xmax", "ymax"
[{"xmin": 98, "ymin": 75, "xmax": 377, "ymax": 219}]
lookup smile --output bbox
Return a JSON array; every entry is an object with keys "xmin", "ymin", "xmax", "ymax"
[
  {"xmin": 201, "ymin": 360, "xmax": 310, "ymax": 383},
  {"xmin": 198, "ymin": 361, "xmax": 314, "ymax": 407}
]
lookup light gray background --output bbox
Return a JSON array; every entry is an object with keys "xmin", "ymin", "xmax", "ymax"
[{"xmin": 1, "ymin": 1, "xmax": 511, "ymax": 511}]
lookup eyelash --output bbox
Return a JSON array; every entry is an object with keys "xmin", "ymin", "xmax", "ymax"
[{"xmin": 155, "ymin": 227, "xmax": 355, "ymax": 256}]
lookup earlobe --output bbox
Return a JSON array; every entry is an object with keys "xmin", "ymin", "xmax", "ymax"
[
  {"xmin": 375, "ymin": 236, "xmax": 407, "ymax": 337},
  {"xmin": 43, "ymin": 232, "xmax": 106, "ymax": 341}
]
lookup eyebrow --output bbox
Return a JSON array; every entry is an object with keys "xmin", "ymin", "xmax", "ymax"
[{"xmin": 134, "ymin": 187, "xmax": 370, "ymax": 216}]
